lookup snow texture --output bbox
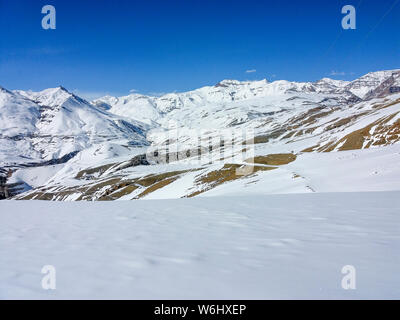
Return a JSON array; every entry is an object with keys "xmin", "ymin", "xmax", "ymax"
[{"xmin": 0, "ymin": 192, "xmax": 399, "ymax": 299}]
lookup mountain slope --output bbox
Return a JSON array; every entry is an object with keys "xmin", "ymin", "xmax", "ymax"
[
  {"xmin": 3, "ymin": 69, "xmax": 400, "ymax": 200},
  {"xmin": 1, "ymin": 87, "xmax": 150, "ymax": 167},
  {"xmin": 346, "ymin": 69, "xmax": 400, "ymax": 99}
]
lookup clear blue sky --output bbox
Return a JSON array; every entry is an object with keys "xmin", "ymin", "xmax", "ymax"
[{"xmin": 0, "ymin": 0, "xmax": 399, "ymax": 98}]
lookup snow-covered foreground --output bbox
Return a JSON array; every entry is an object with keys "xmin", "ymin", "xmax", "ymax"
[{"xmin": 1, "ymin": 192, "xmax": 399, "ymax": 299}]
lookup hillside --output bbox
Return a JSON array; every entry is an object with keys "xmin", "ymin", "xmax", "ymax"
[{"xmin": 1, "ymin": 69, "xmax": 400, "ymax": 200}]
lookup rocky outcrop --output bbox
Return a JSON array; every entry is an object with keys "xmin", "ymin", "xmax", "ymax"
[{"xmin": 0, "ymin": 169, "xmax": 25, "ymax": 199}]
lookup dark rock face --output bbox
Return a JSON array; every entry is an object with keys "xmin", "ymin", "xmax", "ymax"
[
  {"xmin": 0, "ymin": 168, "xmax": 8, "ymax": 199},
  {"xmin": 0, "ymin": 179, "xmax": 7, "ymax": 199},
  {"xmin": 390, "ymin": 87, "xmax": 400, "ymax": 94},
  {"xmin": 0, "ymin": 177, "xmax": 28, "ymax": 199},
  {"xmin": 0, "ymin": 169, "xmax": 12, "ymax": 199}
]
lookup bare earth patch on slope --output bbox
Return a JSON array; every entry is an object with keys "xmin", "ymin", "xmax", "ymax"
[
  {"xmin": 247, "ymin": 153, "xmax": 297, "ymax": 166},
  {"xmin": 187, "ymin": 164, "xmax": 277, "ymax": 198},
  {"xmin": 320, "ymin": 112, "xmax": 400, "ymax": 152}
]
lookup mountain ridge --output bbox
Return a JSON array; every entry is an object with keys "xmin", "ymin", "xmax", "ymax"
[{"xmin": 2, "ymin": 68, "xmax": 400, "ymax": 200}]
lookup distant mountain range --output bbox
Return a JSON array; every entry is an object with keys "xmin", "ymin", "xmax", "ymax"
[{"xmin": 1, "ymin": 69, "xmax": 400, "ymax": 200}]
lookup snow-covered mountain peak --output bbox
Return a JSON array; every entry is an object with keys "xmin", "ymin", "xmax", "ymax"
[
  {"xmin": 215, "ymin": 79, "xmax": 242, "ymax": 87},
  {"xmin": 93, "ymin": 95, "xmax": 119, "ymax": 105},
  {"xmin": 0, "ymin": 86, "xmax": 40, "ymax": 137},
  {"xmin": 316, "ymin": 78, "xmax": 350, "ymax": 87},
  {"xmin": 33, "ymin": 86, "xmax": 86, "ymax": 108},
  {"xmin": 94, "ymin": 93, "xmax": 161, "ymax": 125},
  {"xmin": 359, "ymin": 69, "xmax": 400, "ymax": 81},
  {"xmin": 0, "ymin": 86, "xmax": 13, "ymax": 95},
  {"xmin": 346, "ymin": 69, "xmax": 400, "ymax": 99},
  {"xmin": 1, "ymin": 84, "xmax": 151, "ymax": 166},
  {"xmin": 215, "ymin": 78, "xmax": 269, "ymax": 88},
  {"xmin": 91, "ymin": 69, "xmax": 400, "ymax": 128}
]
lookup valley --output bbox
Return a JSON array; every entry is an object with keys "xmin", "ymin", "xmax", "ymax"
[{"xmin": 1, "ymin": 69, "xmax": 400, "ymax": 200}]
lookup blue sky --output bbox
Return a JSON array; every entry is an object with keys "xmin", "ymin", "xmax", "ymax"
[{"xmin": 0, "ymin": 0, "xmax": 399, "ymax": 98}]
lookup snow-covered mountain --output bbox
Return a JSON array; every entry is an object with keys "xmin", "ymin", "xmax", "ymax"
[
  {"xmin": 92, "ymin": 93, "xmax": 162, "ymax": 125},
  {"xmin": 346, "ymin": 69, "xmax": 400, "ymax": 99},
  {"xmin": 3, "ymin": 70, "xmax": 400, "ymax": 300},
  {"xmin": 2, "ymin": 69, "xmax": 400, "ymax": 200},
  {"xmin": 0, "ymin": 86, "xmax": 150, "ymax": 167},
  {"xmin": 94, "ymin": 77, "xmax": 360, "ymax": 119}
]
